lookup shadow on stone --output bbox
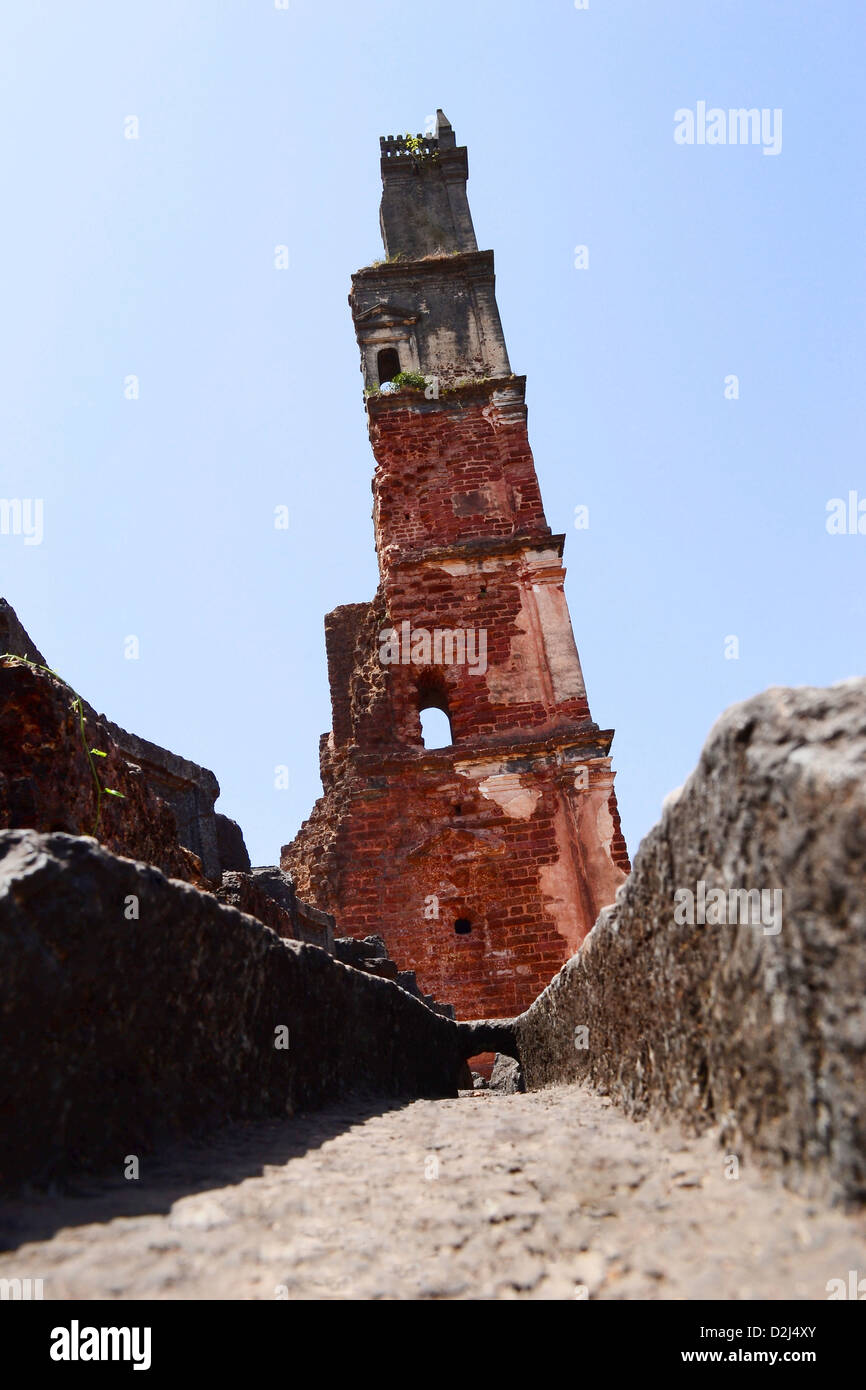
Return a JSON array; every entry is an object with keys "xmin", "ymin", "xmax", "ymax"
[{"xmin": 0, "ymin": 1097, "xmax": 415, "ymax": 1251}]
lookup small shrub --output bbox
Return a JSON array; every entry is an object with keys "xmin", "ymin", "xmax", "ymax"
[{"xmin": 390, "ymin": 371, "xmax": 427, "ymax": 390}]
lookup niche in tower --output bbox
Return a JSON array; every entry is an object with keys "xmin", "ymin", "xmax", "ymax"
[{"xmin": 377, "ymin": 346, "xmax": 401, "ymax": 385}]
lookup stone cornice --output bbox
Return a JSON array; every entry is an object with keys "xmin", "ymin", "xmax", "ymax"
[
  {"xmin": 352, "ymin": 248, "xmax": 495, "ymax": 289},
  {"xmin": 365, "ymin": 373, "xmax": 526, "ymax": 419},
  {"xmin": 347, "ymin": 725, "xmax": 616, "ymax": 779},
  {"xmin": 379, "ymin": 530, "xmax": 566, "ymax": 571}
]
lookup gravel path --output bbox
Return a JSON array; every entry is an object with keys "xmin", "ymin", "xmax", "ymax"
[{"xmin": 1, "ymin": 1085, "xmax": 863, "ymax": 1300}]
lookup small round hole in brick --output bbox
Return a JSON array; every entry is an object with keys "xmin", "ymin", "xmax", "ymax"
[{"xmin": 454, "ymin": 917, "xmax": 472, "ymax": 936}]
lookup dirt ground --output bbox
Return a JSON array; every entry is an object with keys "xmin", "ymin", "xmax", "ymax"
[{"xmin": 1, "ymin": 1084, "xmax": 863, "ymax": 1300}]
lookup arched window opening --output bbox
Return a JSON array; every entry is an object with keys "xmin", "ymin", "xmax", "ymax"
[
  {"xmin": 377, "ymin": 347, "xmax": 400, "ymax": 385},
  {"xmin": 419, "ymin": 705, "xmax": 452, "ymax": 749},
  {"xmin": 417, "ymin": 671, "xmax": 452, "ymax": 749}
]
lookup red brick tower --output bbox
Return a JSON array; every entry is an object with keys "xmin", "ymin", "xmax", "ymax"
[{"xmin": 283, "ymin": 112, "xmax": 629, "ymax": 1019}]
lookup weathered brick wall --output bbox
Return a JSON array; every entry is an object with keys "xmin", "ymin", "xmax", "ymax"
[
  {"xmin": 286, "ymin": 744, "xmax": 625, "ymax": 1019},
  {"xmin": 378, "ymin": 552, "xmax": 592, "ymax": 742},
  {"xmin": 370, "ymin": 380, "xmax": 548, "ymax": 558},
  {"xmin": 284, "ymin": 131, "xmax": 629, "ymax": 1022},
  {"xmin": 283, "ymin": 383, "xmax": 629, "ymax": 1020}
]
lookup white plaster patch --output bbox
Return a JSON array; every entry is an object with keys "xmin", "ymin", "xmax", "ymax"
[
  {"xmin": 437, "ymin": 557, "xmax": 502, "ymax": 577},
  {"xmin": 436, "ymin": 546, "xmax": 562, "ymax": 578},
  {"xmin": 532, "ymin": 582, "xmax": 586, "ymax": 703},
  {"xmin": 538, "ymin": 852, "xmax": 579, "ymax": 953},
  {"xmin": 476, "ymin": 773, "xmax": 541, "ymax": 820},
  {"xmin": 484, "ymin": 596, "xmax": 535, "ymax": 705},
  {"xmin": 594, "ymin": 793, "xmax": 616, "ymax": 858},
  {"xmin": 454, "ymin": 758, "xmax": 507, "ymax": 780}
]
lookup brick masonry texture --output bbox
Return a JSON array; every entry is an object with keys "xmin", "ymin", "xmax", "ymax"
[
  {"xmin": 283, "ymin": 387, "xmax": 629, "ymax": 1020},
  {"xmin": 283, "ymin": 116, "xmax": 628, "ymax": 1020}
]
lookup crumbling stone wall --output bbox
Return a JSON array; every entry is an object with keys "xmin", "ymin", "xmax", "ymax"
[
  {"xmin": 514, "ymin": 680, "xmax": 866, "ymax": 1205},
  {"xmin": 0, "ymin": 600, "xmax": 249, "ymax": 886},
  {"xmin": 0, "ymin": 830, "xmax": 489, "ymax": 1186},
  {"xmin": 0, "ymin": 657, "xmax": 207, "ymax": 886},
  {"xmin": 218, "ymin": 866, "xmax": 335, "ymax": 953},
  {"xmin": 96, "ymin": 719, "xmax": 222, "ymax": 880},
  {"xmin": 352, "ymin": 253, "xmax": 510, "ymax": 388},
  {"xmin": 0, "ymin": 597, "xmax": 46, "ymax": 666},
  {"xmin": 377, "ymin": 114, "xmax": 478, "ymax": 262}
]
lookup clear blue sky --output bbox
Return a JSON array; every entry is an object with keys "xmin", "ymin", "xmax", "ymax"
[{"xmin": 1, "ymin": 1, "xmax": 863, "ymax": 868}]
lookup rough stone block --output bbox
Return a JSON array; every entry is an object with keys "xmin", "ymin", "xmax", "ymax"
[
  {"xmin": 215, "ymin": 813, "xmax": 251, "ymax": 873},
  {"xmin": 0, "ymin": 830, "xmax": 487, "ymax": 1186},
  {"xmin": 515, "ymin": 680, "xmax": 866, "ymax": 1204},
  {"xmin": 0, "ymin": 658, "xmax": 206, "ymax": 887}
]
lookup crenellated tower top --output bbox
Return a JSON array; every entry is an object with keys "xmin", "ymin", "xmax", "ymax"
[
  {"xmin": 377, "ymin": 110, "xmax": 476, "ymax": 259},
  {"xmin": 351, "ymin": 110, "xmax": 510, "ymax": 391}
]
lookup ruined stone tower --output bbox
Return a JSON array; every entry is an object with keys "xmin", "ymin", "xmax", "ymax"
[{"xmin": 282, "ymin": 111, "xmax": 629, "ymax": 1020}]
